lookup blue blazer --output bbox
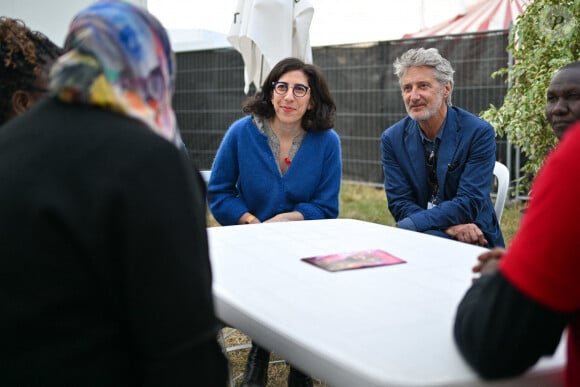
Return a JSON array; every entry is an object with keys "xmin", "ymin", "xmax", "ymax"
[{"xmin": 381, "ymin": 106, "xmax": 504, "ymax": 248}]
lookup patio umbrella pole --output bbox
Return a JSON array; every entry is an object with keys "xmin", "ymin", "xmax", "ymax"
[
  {"xmin": 228, "ymin": 0, "xmax": 314, "ymax": 94},
  {"xmin": 259, "ymin": 55, "xmax": 264, "ymax": 89}
]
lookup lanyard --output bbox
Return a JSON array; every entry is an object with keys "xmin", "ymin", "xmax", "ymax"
[{"xmin": 425, "ymin": 141, "xmax": 439, "ymax": 207}]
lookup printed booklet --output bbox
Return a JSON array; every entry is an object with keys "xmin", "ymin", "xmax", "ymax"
[{"xmin": 301, "ymin": 249, "xmax": 406, "ymax": 272}]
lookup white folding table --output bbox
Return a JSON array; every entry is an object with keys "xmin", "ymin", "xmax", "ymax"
[{"xmin": 207, "ymin": 218, "xmax": 565, "ymax": 387}]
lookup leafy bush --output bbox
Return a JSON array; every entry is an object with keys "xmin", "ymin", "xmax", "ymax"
[{"xmin": 481, "ymin": 0, "xmax": 580, "ymax": 193}]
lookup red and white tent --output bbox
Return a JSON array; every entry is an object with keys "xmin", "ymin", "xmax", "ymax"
[{"xmin": 403, "ymin": 0, "xmax": 532, "ymax": 38}]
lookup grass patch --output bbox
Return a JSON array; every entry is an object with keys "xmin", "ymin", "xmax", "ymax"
[{"xmin": 339, "ymin": 182, "xmax": 524, "ymax": 246}]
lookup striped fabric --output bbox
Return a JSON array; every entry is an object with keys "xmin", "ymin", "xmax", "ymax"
[{"xmin": 404, "ymin": 0, "xmax": 531, "ymax": 38}]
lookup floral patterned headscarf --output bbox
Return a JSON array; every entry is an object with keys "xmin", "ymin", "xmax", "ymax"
[{"xmin": 49, "ymin": 0, "xmax": 181, "ymax": 147}]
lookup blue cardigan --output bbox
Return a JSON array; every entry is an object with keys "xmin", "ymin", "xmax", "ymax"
[
  {"xmin": 208, "ymin": 116, "xmax": 342, "ymax": 226},
  {"xmin": 381, "ymin": 106, "xmax": 504, "ymax": 248}
]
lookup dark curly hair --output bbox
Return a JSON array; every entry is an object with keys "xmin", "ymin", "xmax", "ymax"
[
  {"xmin": 0, "ymin": 17, "xmax": 63, "ymax": 125},
  {"xmin": 242, "ymin": 57, "xmax": 336, "ymax": 132}
]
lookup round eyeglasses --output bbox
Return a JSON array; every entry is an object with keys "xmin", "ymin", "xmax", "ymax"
[{"xmin": 272, "ymin": 81, "xmax": 310, "ymax": 98}]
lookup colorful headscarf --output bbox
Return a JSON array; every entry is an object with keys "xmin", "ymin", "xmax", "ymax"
[{"xmin": 49, "ymin": 0, "xmax": 181, "ymax": 147}]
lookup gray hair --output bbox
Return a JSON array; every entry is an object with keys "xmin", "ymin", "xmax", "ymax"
[{"xmin": 393, "ymin": 48, "xmax": 455, "ymax": 106}]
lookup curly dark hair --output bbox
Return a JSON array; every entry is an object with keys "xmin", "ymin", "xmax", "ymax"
[
  {"xmin": 0, "ymin": 17, "xmax": 63, "ymax": 125},
  {"xmin": 242, "ymin": 57, "xmax": 336, "ymax": 132}
]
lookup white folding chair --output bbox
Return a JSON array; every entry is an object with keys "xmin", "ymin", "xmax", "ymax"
[
  {"xmin": 203, "ymin": 168, "xmax": 252, "ymax": 385},
  {"xmin": 200, "ymin": 170, "xmax": 212, "ymax": 183},
  {"xmin": 493, "ymin": 161, "xmax": 510, "ymax": 223},
  {"xmin": 217, "ymin": 328, "xmax": 251, "ymax": 387}
]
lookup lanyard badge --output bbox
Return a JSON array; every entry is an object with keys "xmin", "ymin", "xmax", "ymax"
[{"xmin": 426, "ymin": 149, "xmax": 439, "ymax": 209}]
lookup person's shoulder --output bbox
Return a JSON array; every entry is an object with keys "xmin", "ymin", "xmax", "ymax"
[
  {"xmin": 232, "ymin": 115, "xmax": 254, "ymax": 128},
  {"xmin": 553, "ymin": 121, "xmax": 580, "ymax": 160},
  {"xmin": 225, "ymin": 115, "xmax": 257, "ymax": 135},
  {"xmin": 450, "ymin": 106, "xmax": 494, "ymax": 134},
  {"xmin": 53, "ymin": 100, "xmax": 180, "ymax": 159},
  {"xmin": 312, "ymin": 128, "xmax": 340, "ymax": 141},
  {"xmin": 382, "ymin": 116, "xmax": 413, "ymax": 139},
  {"xmin": 452, "ymin": 106, "xmax": 492, "ymax": 126},
  {"xmin": 0, "ymin": 98, "xmax": 183, "ymax": 172},
  {"xmin": 559, "ymin": 120, "xmax": 580, "ymax": 144}
]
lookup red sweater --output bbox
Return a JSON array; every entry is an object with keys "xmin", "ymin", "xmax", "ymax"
[{"xmin": 501, "ymin": 121, "xmax": 580, "ymax": 386}]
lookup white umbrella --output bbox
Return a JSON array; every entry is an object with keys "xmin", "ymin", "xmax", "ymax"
[{"xmin": 228, "ymin": 0, "xmax": 314, "ymax": 94}]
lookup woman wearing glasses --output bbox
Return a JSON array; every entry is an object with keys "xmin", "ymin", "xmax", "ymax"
[{"xmin": 207, "ymin": 57, "xmax": 341, "ymax": 386}]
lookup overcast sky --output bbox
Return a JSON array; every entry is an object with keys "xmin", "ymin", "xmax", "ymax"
[
  {"xmin": 0, "ymin": 0, "xmax": 479, "ymax": 48},
  {"xmin": 147, "ymin": 0, "xmax": 480, "ymax": 46}
]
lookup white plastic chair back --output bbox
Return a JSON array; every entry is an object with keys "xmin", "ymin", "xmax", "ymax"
[
  {"xmin": 200, "ymin": 170, "xmax": 211, "ymax": 183},
  {"xmin": 493, "ymin": 162, "xmax": 510, "ymax": 223}
]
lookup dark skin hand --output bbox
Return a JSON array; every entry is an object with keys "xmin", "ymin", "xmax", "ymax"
[{"xmin": 472, "ymin": 247, "xmax": 505, "ymax": 281}]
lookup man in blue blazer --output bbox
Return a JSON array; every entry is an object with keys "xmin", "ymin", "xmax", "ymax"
[{"xmin": 381, "ymin": 48, "xmax": 504, "ymax": 248}]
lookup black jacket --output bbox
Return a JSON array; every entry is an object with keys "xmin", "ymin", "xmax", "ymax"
[{"xmin": 0, "ymin": 98, "xmax": 227, "ymax": 386}]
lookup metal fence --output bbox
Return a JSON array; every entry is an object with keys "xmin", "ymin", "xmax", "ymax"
[{"xmin": 174, "ymin": 30, "xmax": 513, "ymax": 188}]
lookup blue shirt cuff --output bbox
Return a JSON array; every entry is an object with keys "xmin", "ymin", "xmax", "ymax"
[{"xmin": 397, "ymin": 217, "xmax": 417, "ymax": 231}]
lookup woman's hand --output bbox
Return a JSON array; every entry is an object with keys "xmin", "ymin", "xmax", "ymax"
[
  {"xmin": 264, "ymin": 211, "xmax": 304, "ymax": 223},
  {"xmin": 238, "ymin": 213, "xmax": 261, "ymax": 225}
]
